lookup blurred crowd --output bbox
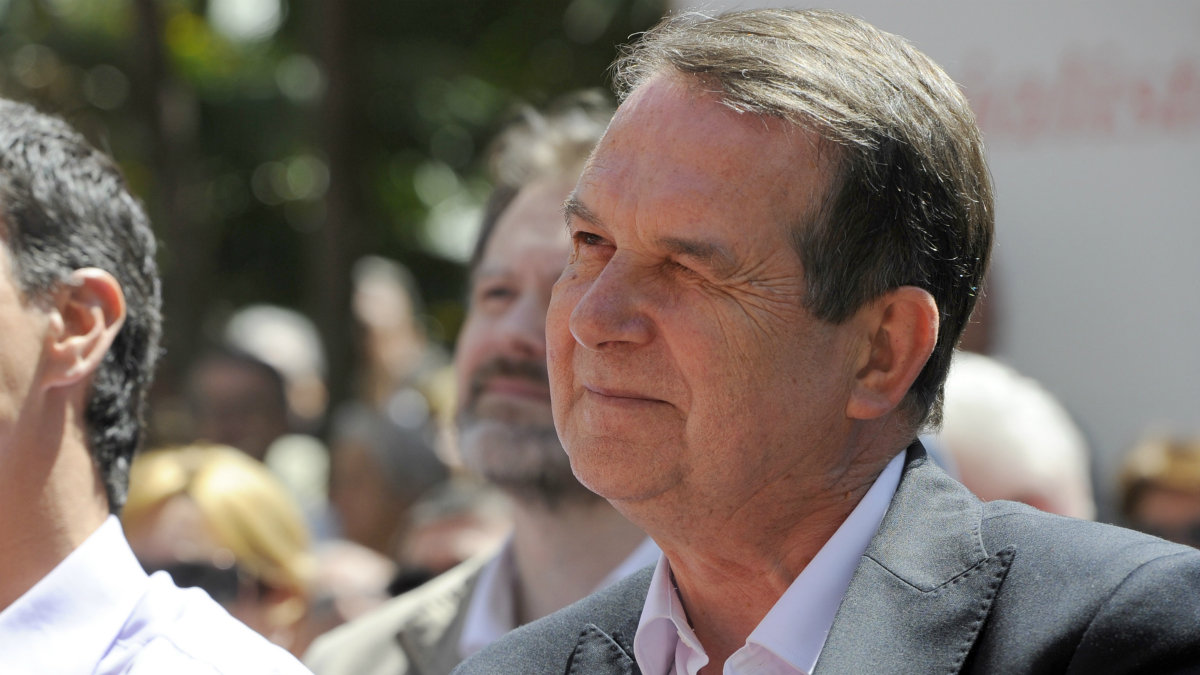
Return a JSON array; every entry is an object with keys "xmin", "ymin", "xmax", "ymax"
[
  {"xmin": 127, "ymin": 245, "xmax": 513, "ymax": 656},
  {"xmin": 2, "ymin": 3, "xmax": 1196, "ymax": 672},
  {"xmin": 115, "ymin": 88, "xmax": 1200, "ymax": 667}
]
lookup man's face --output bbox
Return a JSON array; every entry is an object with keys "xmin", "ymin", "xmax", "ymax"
[
  {"xmin": 190, "ymin": 359, "xmax": 288, "ymax": 461},
  {"xmin": 548, "ymin": 76, "xmax": 857, "ymax": 509},
  {"xmin": 328, "ymin": 440, "xmax": 406, "ymax": 553},
  {"xmin": 0, "ymin": 243, "xmax": 48, "ymax": 465},
  {"xmin": 455, "ymin": 177, "xmax": 593, "ymax": 504}
]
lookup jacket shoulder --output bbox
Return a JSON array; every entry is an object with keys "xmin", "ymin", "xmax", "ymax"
[
  {"xmin": 981, "ymin": 500, "xmax": 1195, "ymax": 574},
  {"xmin": 453, "ymin": 565, "xmax": 654, "ymax": 675},
  {"xmin": 304, "ymin": 553, "xmax": 490, "ymax": 675},
  {"xmin": 972, "ymin": 501, "xmax": 1200, "ymax": 673},
  {"xmin": 1069, "ymin": 547, "xmax": 1200, "ymax": 673}
]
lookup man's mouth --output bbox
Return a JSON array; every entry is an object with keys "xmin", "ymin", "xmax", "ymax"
[
  {"xmin": 481, "ymin": 376, "xmax": 552, "ymax": 401},
  {"xmin": 582, "ymin": 384, "xmax": 665, "ymax": 406},
  {"xmin": 467, "ymin": 357, "xmax": 553, "ymax": 406}
]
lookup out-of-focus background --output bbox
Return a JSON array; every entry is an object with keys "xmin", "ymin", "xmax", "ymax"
[
  {"xmin": 0, "ymin": 0, "xmax": 664, "ymax": 431},
  {"xmin": 3, "ymin": 0, "xmax": 1200, "ymax": 655}
]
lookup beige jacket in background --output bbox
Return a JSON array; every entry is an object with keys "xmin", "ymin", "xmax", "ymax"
[{"xmin": 304, "ymin": 553, "xmax": 489, "ymax": 675}]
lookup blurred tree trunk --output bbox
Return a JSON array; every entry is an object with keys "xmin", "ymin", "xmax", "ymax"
[
  {"xmin": 131, "ymin": 0, "xmax": 212, "ymax": 393},
  {"xmin": 312, "ymin": 0, "xmax": 368, "ymax": 418}
]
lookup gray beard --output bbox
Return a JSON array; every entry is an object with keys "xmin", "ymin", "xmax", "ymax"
[{"xmin": 456, "ymin": 411, "xmax": 599, "ymax": 510}]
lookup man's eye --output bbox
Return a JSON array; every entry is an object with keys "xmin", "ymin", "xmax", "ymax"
[
  {"xmin": 668, "ymin": 260, "xmax": 699, "ymax": 277},
  {"xmin": 480, "ymin": 286, "xmax": 514, "ymax": 300},
  {"xmin": 574, "ymin": 231, "xmax": 608, "ymax": 247}
]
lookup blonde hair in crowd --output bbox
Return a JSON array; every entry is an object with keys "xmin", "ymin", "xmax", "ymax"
[
  {"xmin": 1121, "ymin": 437, "xmax": 1200, "ymax": 517},
  {"xmin": 122, "ymin": 444, "xmax": 314, "ymax": 595}
]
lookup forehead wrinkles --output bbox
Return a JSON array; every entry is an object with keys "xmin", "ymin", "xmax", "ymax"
[{"xmin": 589, "ymin": 79, "xmax": 833, "ymax": 232}]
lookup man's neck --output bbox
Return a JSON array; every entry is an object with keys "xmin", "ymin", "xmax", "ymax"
[
  {"xmin": 507, "ymin": 494, "xmax": 647, "ymax": 625},
  {"xmin": 627, "ymin": 431, "xmax": 906, "ymax": 675},
  {"xmin": 0, "ymin": 400, "xmax": 110, "ymax": 612}
]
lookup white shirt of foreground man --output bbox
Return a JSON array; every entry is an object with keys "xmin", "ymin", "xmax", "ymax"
[
  {"xmin": 0, "ymin": 516, "xmax": 310, "ymax": 675},
  {"xmin": 634, "ymin": 452, "xmax": 904, "ymax": 675},
  {"xmin": 460, "ymin": 536, "xmax": 661, "ymax": 659}
]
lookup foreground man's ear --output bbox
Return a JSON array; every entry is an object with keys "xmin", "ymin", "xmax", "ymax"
[
  {"xmin": 41, "ymin": 268, "xmax": 126, "ymax": 390},
  {"xmin": 845, "ymin": 286, "xmax": 939, "ymax": 421}
]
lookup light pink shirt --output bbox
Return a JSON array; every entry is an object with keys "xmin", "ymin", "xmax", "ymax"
[
  {"xmin": 633, "ymin": 451, "xmax": 905, "ymax": 675},
  {"xmin": 0, "ymin": 516, "xmax": 310, "ymax": 675}
]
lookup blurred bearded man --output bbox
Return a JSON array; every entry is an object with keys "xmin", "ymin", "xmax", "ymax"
[
  {"xmin": 305, "ymin": 93, "xmax": 658, "ymax": 675},
  {"xmin": 455, "ymin": 10, "xmax": 1200, "ymax": 675}
]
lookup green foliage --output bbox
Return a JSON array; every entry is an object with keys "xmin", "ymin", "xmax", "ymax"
[{"xmin": 0, "ymin": 0, "xmax": 664, "ymax": 376}]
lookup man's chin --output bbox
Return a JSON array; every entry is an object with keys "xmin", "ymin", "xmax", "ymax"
[
  {"xmin": 565, "ymin": 436, "xmax": 684, "ymax": 504},
  {"xmin": 457, "ymin": 418, "xmax": 597, "ymax": 509},
  {"xmin": 491, "ymin": 472, "xmax": 604, "ymax": 510}
]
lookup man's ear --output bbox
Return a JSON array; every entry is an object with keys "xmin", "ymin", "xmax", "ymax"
[
  {"xmin": 845, "ymin": 286, "xmax": 938, "ymax": 421},
  {"xmin": 41, "ymin": 268, "xmax": 126, "ymax": 391}
]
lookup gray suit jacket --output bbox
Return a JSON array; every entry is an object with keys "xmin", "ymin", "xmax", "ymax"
[
  {"xmin": 453, "ymin": 444, "xmax": 1200, "ymax": 675},
  {"xmin": 305, "ymin": 552, "xmax": 489, "ymax": 675}
]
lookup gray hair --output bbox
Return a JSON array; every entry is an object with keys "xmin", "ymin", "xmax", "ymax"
[
  {"xmin": 470, "ymin": 90, "xmax": 614, "ymax": 272},
  {"xmin": 613, "ymin": 9, "xmax": 994, "ymax": 428},
  {"xmin": 939, "ymin": 352, "xmax": 1095, "ymax": 520}
]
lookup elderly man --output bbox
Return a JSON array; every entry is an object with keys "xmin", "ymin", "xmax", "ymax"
[
  {"xmin": 0, "ymin": 101, "xmax": 309, "ymax": 672},
  {"xmin": 304, "ymin": 94, "xmax": 658, "ymax": 675},
  {"xmin": 456, "ymin": 10, "xmax": 1200, "ymax": 675}
]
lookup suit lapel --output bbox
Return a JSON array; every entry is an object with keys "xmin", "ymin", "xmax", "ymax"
[
  {"xmin": 813, "ymin": 444, "xmax": 1014, "ymax": 675},
  {"xmin": 568, "ymin": 624, "xmax": 640, "ymax": 675},
  {"xmin": 562, "ymin": 568, "xmax": 650, "ymax": 675},
  {"xmin": 397, "ymin": 568, "xmax": 482, "ymax": 675}
]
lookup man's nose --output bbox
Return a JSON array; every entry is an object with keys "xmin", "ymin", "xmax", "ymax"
[
  {"xmin": 495, "ymin": 292, "xmax": 548, "ymax": 361},
  {"xmin": 568, "ymin": 256, "xmax": 653, "ymax": 351}
]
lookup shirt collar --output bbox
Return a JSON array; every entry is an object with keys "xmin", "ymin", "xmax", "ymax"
[
  {"xmin": 634, "ymin": 451, "xmax": 906, "ymax": 675},
  {"xmin": 0, "ymin": 516, "xmax": 149, "ymax": 672},
  {"xmin": 458, "ymin": 535, "xmax": 662, "ymax": 659}
]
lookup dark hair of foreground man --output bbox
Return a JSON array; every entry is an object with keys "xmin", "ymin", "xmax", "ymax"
[
  {"xmin": 0, "ymin": 99, "xmax": 309, "ymax": 673},
  {"xmin": 0, "ymin": 99, "xmax": 162, "ymax": 512}
]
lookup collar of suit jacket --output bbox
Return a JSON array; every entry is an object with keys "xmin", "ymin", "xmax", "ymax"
[
  {"xmin": 572, "ymin": 442, "xmax": 1017, "ymax": 675},
  {"xmin": 451, "ymin": 442, "xmax": 1016, "ymax": 675},
  {"xmin": 812, "ymin": 442, "xmax": 1015, "ymax": 675}
]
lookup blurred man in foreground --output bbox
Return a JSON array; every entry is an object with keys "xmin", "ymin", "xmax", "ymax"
[
  {"xmin": 305, "ymin": 94, "xmax": 658, "ymax": 675},
  {"xmin": 458, "ymin": 11, "xmax": 1200, "ymax": 675},
  {"xmin": 0, "ymin": 100, "xmax": 310, "ymax": 673}
]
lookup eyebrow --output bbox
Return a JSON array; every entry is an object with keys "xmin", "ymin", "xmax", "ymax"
[
  {"xmin": 564, "ymin": 195, "xmax": 739, "ymax": 278},
  {"xmin": 563, "ymin": 194, "xmax": 602, "ymax": 229},
  {"xmin": 469, "ymin": 264, "xmax": 513, "ymax": 287},
  {"xmin": 657, "ymin": 236, "xmax": 738, "ymax": 278}
]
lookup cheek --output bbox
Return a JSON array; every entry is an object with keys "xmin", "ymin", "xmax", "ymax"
[
  {"xmin": 546, "ymin": 275, "xmax": 583, "ymax": 382},
  {"xmin": 663, "ymin": 300, "xmax": 833, "ymax": 429},
  {"xmin": 0, "ymin": 315, "xmax": 41, "ymax": 432},
  {"xmin": 452, "ymin": 318, "xmax": 490, "ymax": 394}
]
